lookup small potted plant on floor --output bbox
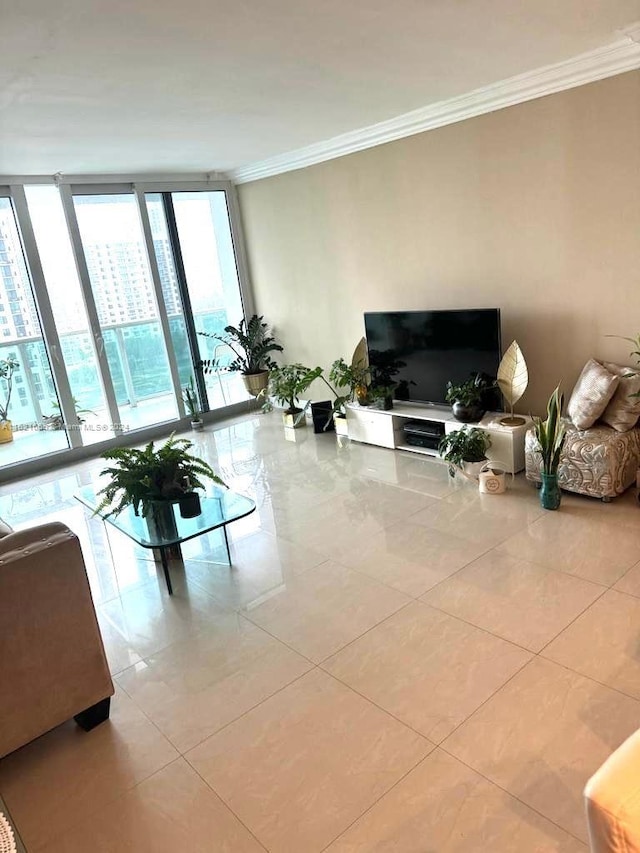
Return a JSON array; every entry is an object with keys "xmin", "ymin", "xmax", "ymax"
[
  {"xmin": 0, "ymin": 355, "xmax": 19, "ymax": 444},
  {"xmin": 264, "ymin": 363, "xmax": 323, "ymax": 428},
  {"xmin": 438, "ymin": 425, "xmax": 492, "ymax": 479},
  {"xmin": 445, "ymin": 373, "xmax": 497, "ymax": 423},
  {"xmin": 42, "ymin": 397, "xmax": 96, "ymax": 430},
  {"xmin": 533, "ymin": 384, "xmax": 566, "ymax": 510},
  {"xmin": 96, "ymin": 434, "xmax": 227, "ymax": 534},
  {"xmin": 198, "ymin": 314, "xmax": 283, "ymax": 398},
  {"xmin": 182, "ymin": 377, "xmax": 203, "ymax": 430}
]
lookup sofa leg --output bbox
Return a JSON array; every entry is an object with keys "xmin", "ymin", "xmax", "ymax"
[
  {"xmin": 74, "ymin": 697, "xmax": 111, "ymax": 731},
  {"xmin": 602, "ymin": 496, "xmax": 612, "ymax": 503}
]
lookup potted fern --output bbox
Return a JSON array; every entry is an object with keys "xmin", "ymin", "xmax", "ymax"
[
  {"xmin": 533, "ymin": 385, "xmax": 566, "ymax": 510},
  {"xmin": 198, "ymin": 314, "xmax": 283, "ymax": 397},
  {"xmin": 95, "ymin": 435, "xmax": 227, "ymax": 535}
]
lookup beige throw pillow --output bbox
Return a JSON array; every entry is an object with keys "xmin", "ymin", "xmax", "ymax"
[
  {"xmin": 600, "ymin": 362, "xmax": 640, "ymax": 432},
  {"xmin": 567, "ymin": 359, "xmax": 619, "ymax": 430}
]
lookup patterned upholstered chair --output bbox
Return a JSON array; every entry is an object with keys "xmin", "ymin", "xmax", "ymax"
[
  {"xmin": 525, "ymin": 421, "xmax": 640, "ymax": 501},
  {"xmin": 526, "ymin": 358, "xmax": 640, "ymax": 501}
]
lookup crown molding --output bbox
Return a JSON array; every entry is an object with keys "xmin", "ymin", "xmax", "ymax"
[{"xmin": 231, "ymin": 30, "xmax": 640, "ymax": 184}]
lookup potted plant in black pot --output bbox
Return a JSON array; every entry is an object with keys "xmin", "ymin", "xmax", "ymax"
[
  {"xmin": 445, "ymin": 373, "xmax": 497, "ymax": 423},
  {"xmin": 438, "ymin": 425, "xmax": 492, "ymax": 480},
  {"xmin": 198, "ymin": 314, "xmax": 283, "ymax": 398},
  {"xmin": 95, "ymin": 434, "xmax": 227, "ymax": 536},
  {"xmin": 367, "ymin": 350, "xmax": 405, "ymax": 410}
]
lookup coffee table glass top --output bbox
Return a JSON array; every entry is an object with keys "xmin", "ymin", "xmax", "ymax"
[{"xmin": 75, "ymin": 484, "xmax": 256, "ymax": 549}]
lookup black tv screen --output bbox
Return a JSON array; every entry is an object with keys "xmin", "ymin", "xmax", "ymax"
[{"xmin": 364, "ymin": 308, "xmax": 502, "ymax": 408}]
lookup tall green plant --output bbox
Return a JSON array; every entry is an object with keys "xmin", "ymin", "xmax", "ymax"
[
  {"xmin": 182, "ymin": 376, "xmax": 200, "ymax": 419},
  {"xmin": 198, "ymin": 315, "xmax": 283, "ymax": 376},
  {"xmin": 266, "ymin": 363, "xmax": 323, "ymax": 413},
  {"xmin": 328, "ymin": 358, "xmax": 370, "ymax": 415},
  {"xmin": 95, "ymin": 434, "xmax": 226, "ymax": 517},
  {"xmin": 0, "ymin": 356, "xmax": 19, "ymax": 422},
  {"xmin": 533, "ymin": 385, "xmax": 566, "ymax": 475}
]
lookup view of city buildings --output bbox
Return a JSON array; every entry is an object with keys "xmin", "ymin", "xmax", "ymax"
[{"xmin": 0, "ymin": 190, "xmax": 238, "ymax": 444}]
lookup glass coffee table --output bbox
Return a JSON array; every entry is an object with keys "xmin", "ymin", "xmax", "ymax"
[{"xmin": 76, "ymin": 485, "xmax": 256, "ymax": 595}]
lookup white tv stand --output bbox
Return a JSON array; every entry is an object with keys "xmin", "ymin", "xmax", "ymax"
[{"xmin": 345, "ymin": 402, "xmax": 531, "ymax": 474}]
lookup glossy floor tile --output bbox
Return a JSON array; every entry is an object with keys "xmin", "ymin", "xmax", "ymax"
[
  {"xmin": 410, "ymin": 485, "xmax": 544, "ymax": 548},
  {"xmin": 497, "ymin": 510, "xmax": 640, "ymax": 585},
  {"xmin": 187, "ymin": 668, "xmax": 431, "ymax": 853},
  {"xmin": 323, "ymin": 601, "xmax": 531, "ymax": 742},
  {"xmin": 422, "ymin": 549, "xmax": 604, "ymax": 651},
  {"xmin": 338, "ymin": 519, "xmax": 488, "ymax": 597},
  {"xmin": 0, "ymin": 689, "xmax": 179, "ymax": 851},
  {"xmin": 444, "ymin": 656, "xmax": 640, "ymax": 842},
  {"xmin": 243, "ymin": 559, "xmax": 411, "ymax": 662},
  {"xmin": 543, "ymin": 588, "xmax": 640, "ymax": 698},
  {"xmin": 116, "ymin": 613, "xmax": 312, "ymax": 752},
  {"xmin": 614, "ymin": 558, "xmax": 640, "ymax": 597},
  {"xmin": 1, "ymin": 411, "xmax": 639, "ymax": 851},
  {"xmin": 38, "ymin": 759, "xmax": 266, "ymax": 853},
  {"xmin": 326, "ymin": 749, "xmax": 587, "ymax": 852}
]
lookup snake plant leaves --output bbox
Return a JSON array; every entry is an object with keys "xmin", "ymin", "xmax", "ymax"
[{"xmin": 497, "ymin": 341, "xmax": 528, "ymax": 409}]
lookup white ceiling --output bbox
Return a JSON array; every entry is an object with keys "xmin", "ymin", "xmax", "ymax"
[{"xmin": 1, "ymin": 0, "xmax": 639, "ymax": 180}]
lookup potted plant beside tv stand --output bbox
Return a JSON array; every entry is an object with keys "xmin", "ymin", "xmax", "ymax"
[{"xmin": 345, "ymin": 402, "xmax": 530, "ymax": 474}]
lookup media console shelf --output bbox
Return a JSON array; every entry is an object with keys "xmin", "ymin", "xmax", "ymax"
[{"xmin": 345, "ymin": 403, "xmax": 531, "ymax": 474}]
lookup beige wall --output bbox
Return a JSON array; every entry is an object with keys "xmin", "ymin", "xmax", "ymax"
[{"xmin": 237, "ymin": 71, "xmax": 640, "ymax": 414}]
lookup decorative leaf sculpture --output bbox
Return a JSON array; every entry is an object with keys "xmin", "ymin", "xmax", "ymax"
[
  {"xmin": 351, "ymin": 337, "xmax": 369, "ymax": 372},
  {"xmin": 497, "ymin": 340, "xmax": 528, "ymax": 425}
]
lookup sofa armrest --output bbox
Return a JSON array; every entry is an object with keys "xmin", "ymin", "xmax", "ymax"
[
  {"xmin": 0, "ymin": 522, "xmax": 114, "ymax": 758},
  {"xmin": 585, "ymin": 728, "xmax": 640, "ymax": 852}
]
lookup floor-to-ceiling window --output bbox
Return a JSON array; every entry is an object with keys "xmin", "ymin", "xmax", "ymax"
[
  {"xmin": 0, "ymin": 178, "xmax": 253, "ymax": 479},
  {"xmin": 145, "ymin": 190, "xmax": 249, "ymax": 410},
  {"xmin": 0, "ymin": 195, "xmax": 69, "ymax": 464}
]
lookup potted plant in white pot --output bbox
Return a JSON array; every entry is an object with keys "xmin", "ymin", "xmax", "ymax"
[
  {"xmin": 198, "ymin": 314, "xmax": 283, "ymax": 397},
  {"xmin": 182, "ymin": 377, "xmax": 203, "ymax": 430},
  {"xmin": 438, "ymin": 425, "xmax": 492, "ymax": 480},
  {"xmin": 0, "ymin": 355, "xmax": 19, "ymax": 444},
  {"xmin": 265, "ymin": 363, "xmax": 323, "ymax": 428}
]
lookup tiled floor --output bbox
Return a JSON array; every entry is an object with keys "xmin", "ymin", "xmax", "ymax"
[{"xmin": 2, "ymin": 411, "xmax": 640, "ymax": 851}]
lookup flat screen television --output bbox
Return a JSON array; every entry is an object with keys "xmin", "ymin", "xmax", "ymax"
[{"xmin": 364, "ymin": 308, "xmax": 502, "ymax": 408}]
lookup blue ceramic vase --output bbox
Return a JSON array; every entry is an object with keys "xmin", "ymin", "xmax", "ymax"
[{"xmin": 540, "ymin": 472, "xmax": 561, "ymax": 510}]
